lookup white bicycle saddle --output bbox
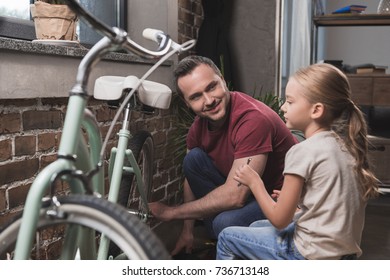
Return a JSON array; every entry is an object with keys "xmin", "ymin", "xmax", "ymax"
[{"xmin": 93, "ymin": 75, "xmax": 172, "ymax": 109}]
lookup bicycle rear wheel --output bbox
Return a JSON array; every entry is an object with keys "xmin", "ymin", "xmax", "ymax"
[
  {"xmin": 118, "ymin": 130, "xmax": 154, "ymax": 219},
  {"xmin": 0, "ymin": 195, "xmax": 169, "ymax": 260}
]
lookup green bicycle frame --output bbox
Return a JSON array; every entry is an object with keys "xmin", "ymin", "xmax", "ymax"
[
  {"xmin": 13, "ymin": 96, "xmax": 104, "ymax": 259},
  {"xmin": 13, "ymin": 33, "xmax": 151, "ymax": 259},
  {"xmin": 13, "ymin": 38, "xmax": 106, "ymax": 259},
  {"xmin": 97, "ymin": 106, "xmax": 148, "ymax": 259},
  {"xmin": 10, "ymin": 0, "xmax": 194, "ymax": 257}
]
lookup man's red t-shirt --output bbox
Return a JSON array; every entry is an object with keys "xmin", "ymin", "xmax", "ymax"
[{"xmin": 186, "ymin": 91, "xmax": 297, "ymax": 193}]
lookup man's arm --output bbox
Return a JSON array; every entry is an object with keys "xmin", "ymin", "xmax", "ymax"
[
  {"xmin": 156, "ymin": 154, "xmax": 268, "ymax": 220},
  {"xmin": 170, "ymin": 178, "xmax": 196, "ymax": 255}
]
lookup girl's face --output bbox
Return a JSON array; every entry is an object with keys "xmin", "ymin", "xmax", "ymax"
[
  {"xmin": 281, "ymin": 78, "xmax": 314, "ymax": 133},
  {"xmin": 178, "ymin": 64, "xmax": 230, "ymax": 130}
]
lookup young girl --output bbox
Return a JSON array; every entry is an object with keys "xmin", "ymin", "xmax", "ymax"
[{"xmin": 216, "ymin": 63, "xmax": 379, "ymax": 260}]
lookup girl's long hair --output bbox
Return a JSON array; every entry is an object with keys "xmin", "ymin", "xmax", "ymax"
[{"xmin": 292, "ymin": 63, "xmax": 379, "ymax": 199}]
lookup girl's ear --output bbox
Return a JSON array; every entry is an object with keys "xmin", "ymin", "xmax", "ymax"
[{"xmin": 311, "ymin": 103, "xmax": 325, "ymax": 120}]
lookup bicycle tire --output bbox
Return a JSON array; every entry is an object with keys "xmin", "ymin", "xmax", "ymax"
[
  {"xmin": 118, "ymin": 130, "xmax": 154, "ymax": 219},
  {"xmin": 0, "ymin": 195, "xmax": 170, "ymax": 260}
]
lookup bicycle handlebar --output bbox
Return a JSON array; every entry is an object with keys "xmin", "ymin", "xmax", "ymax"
[
  {"xmin": 63, "ymin": 0, "xmax": 196, "ymax": 182},
  {"xmin": 65, "ymin": 0, "xmax": 185, "ymax": 59},
  {"xmin": 142, "ymin": 28, "xmax": 194, "ymax": 53}
]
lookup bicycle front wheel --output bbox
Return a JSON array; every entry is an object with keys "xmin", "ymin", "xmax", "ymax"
[{"xmin": 0, "ymin": 195, "xmax": 169, "ymax": 260}]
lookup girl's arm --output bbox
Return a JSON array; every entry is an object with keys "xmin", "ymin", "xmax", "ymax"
[{"xmin": 234, "ymin": 165, "xmax": 303, "ymax": 229}]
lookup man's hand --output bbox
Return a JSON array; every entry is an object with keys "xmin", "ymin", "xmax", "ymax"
[
  {"xmin": 149, "ymin": 202, "xmax": 195, "ymax": 256},
  {"xmin": 171, "ymin": 229, "xmax": 194, "ymax": 256},
  {"xmin": 149, "ymin": 202, "xmax": 174, "ymax": 221},
  {"xmin": 271, "ymin": 189, "xmax": 281, "ymax": 200}
]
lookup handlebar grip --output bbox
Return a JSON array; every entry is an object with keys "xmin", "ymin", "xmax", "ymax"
[{"xmin": 142, "ymin": 28, "xmax": 164, "ymax": 43}]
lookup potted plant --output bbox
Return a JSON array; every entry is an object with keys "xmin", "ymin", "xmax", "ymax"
[{"xmin": 30, "ymin": 0, "xmax": 78, "ymax": 41}]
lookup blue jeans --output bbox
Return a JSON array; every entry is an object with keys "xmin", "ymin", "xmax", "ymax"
[
  {"xmin": 216, "ymin": 219, "xmax": 305, "ymax": 260},
  {"xmin": 183, "ymin": 148, "xmax": 266, "ymax": 239}
]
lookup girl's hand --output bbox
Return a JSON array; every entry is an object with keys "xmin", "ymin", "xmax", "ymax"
[{"xmin": 234, "ymin": 164, "xmax": 262, "ymax": 190}]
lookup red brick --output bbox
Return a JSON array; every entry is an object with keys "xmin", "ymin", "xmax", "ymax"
[
  {"xmin": 22, "ymin": 110, "xmax": 62, "ymax": 130},
  {"xmin": 38, "ymin": 132, "xmax": 58, "ymax": 152},
  {"xmin": 0, "ymin": 139, "xmax": 12, "ymax": 162},
  {"xmin": 0, "ymin": 113, "xmax": 21, "ymax": 134},
  {"xmin": 194, "ymin": 1, "xmax": 203, "ymax": 15},
  {"xmin": 0, "ymin": 210, "xmax": 21, "ymax": 230},
  {"xmin": 8, "ymin": 182, "xmax": 31, "ymax": 208},
  {"xmin": 152, "ymin": 131, "xmax": 167, "ymax": 146},
  {"xmin": 167, "ymin": 180, "xmax": 181, "ymax": 194},
  {"xmin": 15, "ymin": 135, "xmax": 36, "ymax": 156},
  {"xmin": 100, "ymin": 123, "xmax": 121, "ymax": 140},
  {"xmin": 169, "ymin": 166, "xmax": 180, "ymax": 181},
  {"xmin": 40, "ymin": 154, "xmax": 57, "ymax": 171},
  {"xmin": 179, "ymin": 11, "xmax": 194, "ymax": 23},
  {"xmin": 41, "ymin": 97, "xmax": 68, "ymax": 107},
  {"xmin": 0, "ymin": 159, "xmax": 39, "ymax": 185},
  {"xmin": 95, "ymin": 105, "xmax": 116, "ymax": 122},
  {"xmin": 161, "ymin": 169, "xmax": 170, "ymax": 184},
  {"xmin": 143, "ymin": 121, "xmax": 156, "ymax": 132},
  {"xmin": 151, "ymin": 184, "xmax": 166, "ymax": 202},
  {"xmin": 1, "ymin": 99, "xmax": 37, "ymax": 107},
  {"xmin": 178, "ymin": 0, "xmax": 192, "ymax": 10},
  {"xmin": 0, "ymin": 188, "xmax": 6, "ymax": 212}
]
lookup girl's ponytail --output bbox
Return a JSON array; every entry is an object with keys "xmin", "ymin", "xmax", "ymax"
[{"xmin": 293, "ymin": 63, "xmax": 379, "ymax": 200}]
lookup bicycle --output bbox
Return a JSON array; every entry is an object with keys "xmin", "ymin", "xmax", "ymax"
[{"xmin": 0, "ymin": 0, "xmax": 195, "ymax": 260}]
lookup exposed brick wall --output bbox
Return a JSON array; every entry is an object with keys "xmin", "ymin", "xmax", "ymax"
[
  {"xmin": 0, "ymin": 98, "xmax": 183, "ymax": 227},
  {"xmin": 177, "ymin": 0, "xmax": 203, "ymax": 59}
]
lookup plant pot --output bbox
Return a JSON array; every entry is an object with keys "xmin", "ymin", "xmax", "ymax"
[{"xmin": 30, "ymin": 2, "xmax": 78, "ymax": 41}]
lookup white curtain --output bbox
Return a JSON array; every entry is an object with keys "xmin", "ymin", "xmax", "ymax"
[
  {"xmin": 288, "ymin": 0, "xmax": 311, "ymax": 75},
  {"xmin": 280, "ymin": 0, "xmax": 313, "ymax": 97}
]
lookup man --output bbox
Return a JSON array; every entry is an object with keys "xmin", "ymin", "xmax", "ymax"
[{"xmin": 149, "ymin": 56, "xmax": 297, "ymax": 255}]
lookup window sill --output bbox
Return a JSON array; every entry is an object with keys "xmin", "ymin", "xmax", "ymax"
[
  {"xmin": 0, "ymin": 37, "xmax": 173, "ymax": 99},
  {"xmin": 0, "ymin": 17, "xmax": 35, "ymax": 41},
  {"xmin": 0, "ymin": 37, "xmax": 171, "ymax": 64}
]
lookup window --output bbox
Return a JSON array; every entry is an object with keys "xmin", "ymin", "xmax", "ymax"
[
  {"xmin": 0, "ymin": 0, "xmax": 35, "ymax": 40},
  {"xmin": 0, "ymin": 0, "xmax": 31, "ymax": 20},
  {"xmin": 0, "ymin": 0, "xmax": 127, "ymax": 44},
  {"xmin": 78, "ymin": 0, "xmax": 128, "ymax": 46}
]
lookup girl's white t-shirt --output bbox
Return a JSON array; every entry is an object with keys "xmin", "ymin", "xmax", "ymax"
[{"xmin": 284, "ymin": 131, "xmax": 366, "ymax": 260}]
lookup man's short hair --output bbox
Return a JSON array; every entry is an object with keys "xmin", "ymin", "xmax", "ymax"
[{"xmin": 174, "ymin": 56, "xmax": 222, "ymax": 97}]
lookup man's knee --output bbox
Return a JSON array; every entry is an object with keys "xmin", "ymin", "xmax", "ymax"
[
  {"xmin": 212, "ymin": 212, "xmax": 248, "ymax": 238},
  {"xmin": 183, "ymin": 147, "xmax": 207, "ymax": 175},
  {"xmin": 212, "ymin": 202, "xmax": 266, "ymax": 238}
]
